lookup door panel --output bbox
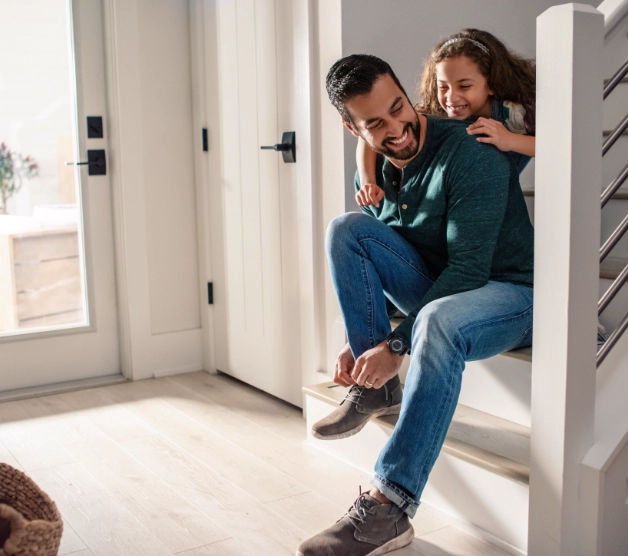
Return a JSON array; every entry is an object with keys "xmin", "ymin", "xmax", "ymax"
[
  {"xmin": 0, "ymin": 0, "xmax": 120, "ymax": 391},
  {"xmin": 214, "ymin": 0, "xmax": 303, "ymax": 406}
]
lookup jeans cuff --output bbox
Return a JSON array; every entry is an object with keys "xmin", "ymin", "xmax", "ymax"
[{"xmin": 370, "ymin": 475, "xmax": 419, "ymax": 518}]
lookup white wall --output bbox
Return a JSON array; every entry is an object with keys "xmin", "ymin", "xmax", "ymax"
[
  {"xmin": 340, "ymin": 0, "xmax": 597, "ymax": 211},
  {"xmin": 105, "ymin": 0, "xmax": 202, "ymax": 379}
]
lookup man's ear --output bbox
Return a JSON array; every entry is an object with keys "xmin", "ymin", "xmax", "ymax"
[{"xmin": 342, "ymin": 119, "xmax": 360, "ymax": 138}]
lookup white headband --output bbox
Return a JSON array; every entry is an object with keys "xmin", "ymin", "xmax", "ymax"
[{"xmin": 441, "ymin": 37, "xmax": 489, "ymax": 55}]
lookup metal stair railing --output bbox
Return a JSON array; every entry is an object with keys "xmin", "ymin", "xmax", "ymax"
[{"xmin": 597, "ymin": 51, "xmax": 628, "ymax": 366}]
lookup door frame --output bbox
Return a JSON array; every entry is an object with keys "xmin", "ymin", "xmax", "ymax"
[{"xmin": 188, "ymin": 0, "xmax": 323, "ymax": 391}]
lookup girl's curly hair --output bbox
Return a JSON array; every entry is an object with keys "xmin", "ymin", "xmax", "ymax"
[{"xmin": 417, "ymin": 29, "xmax": 536, "ymax": 134}]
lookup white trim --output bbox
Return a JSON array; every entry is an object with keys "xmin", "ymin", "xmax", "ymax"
[
  {"xmin": 101, "ymin": 0, "xmax": 203, "ymax": 381},
  {"xmin": 152, "ymin": 364, "xmax": 204, "ymax": 379},
  {"xmin": 102, "ymin": 0, "xmax": 133, "ymax": 379},
  {"xmin": 530, "ymin": 5, "xmax": 604, "ymax": 555},
  {"xmin": 0, "ymin": 373, "xmax": 126, "ymax": 403},
  {"xmin": 598, "ymin": 0, "xmax": 628, "ymax": 41},
  {"xmin": 189, "ymin": 0, "xmax": 218, "ymax": 374}
]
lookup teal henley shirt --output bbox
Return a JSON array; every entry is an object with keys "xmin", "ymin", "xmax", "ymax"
[{"xmin": 355, "ymin": 115, "xmax": 534, "ymax": 348}]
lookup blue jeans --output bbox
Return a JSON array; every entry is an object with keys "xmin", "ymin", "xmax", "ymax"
[{"xmin": 326, "ymin": 212, "xmax": 534, "ymax": 517}]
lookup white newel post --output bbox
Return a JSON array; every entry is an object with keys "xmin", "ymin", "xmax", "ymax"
[{"xmin": 530, "ymin": 4, "xmax": 603, "ymax": 556}]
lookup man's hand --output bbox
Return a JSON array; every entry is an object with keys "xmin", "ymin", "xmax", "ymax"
[
  {"xmin": 466, "ymin": 118, "xmax": 515, "ymax": 152},
  {"xmin": 355, "ymin": 183, "xmax": 385, "ymax": 208},
  {"xmin": 351, "ymin": 340, "xmax": 403, "ymax": 389},
  {"xmin": 334, "ymin": 343, "xmax": 356, "ymax": 387}
]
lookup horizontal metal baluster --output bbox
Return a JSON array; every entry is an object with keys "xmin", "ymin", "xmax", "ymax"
[
  {"xmin": 600, "ymin": 213, "xmax": 628, "ymax": 262},
  {"xmin": 603, "ymin": 112, "xmax": 628, "ymax": 156},
  {"xmin": 597, "ymin": 311, "xmax": 628, "ymax": 367},
  {"xmin": 601, "ymin": 162, "xmax": 628, "ymax": 208},
  {"xmin": 599, "ymin": 262, "xmax": 628, "ymax": 314},
  {"xmin": 604, "ymin": 58, "xmax": 628, "ymax": 99}
]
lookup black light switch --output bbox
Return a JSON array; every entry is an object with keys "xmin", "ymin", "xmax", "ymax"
[{"xmin": 87, "ymin": 116, "xmax": 103, "ymax": 138}]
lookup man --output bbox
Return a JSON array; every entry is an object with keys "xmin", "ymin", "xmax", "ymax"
[{"xmin": 297, "ymin": 55, "xmax": 534, "ymax": 555}]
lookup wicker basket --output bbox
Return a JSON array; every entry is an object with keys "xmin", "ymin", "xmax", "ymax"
[{"xmin": 0, "ymin": 463, "xmax": 63, "ymax": 556}]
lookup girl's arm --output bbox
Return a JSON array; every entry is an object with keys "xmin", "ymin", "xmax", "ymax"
[
  {"xmin": 355, "ymin": 137, "xmax": 385, "ymax": 207},
  {"xmin": 503, "ymin": 133, "xmax": 535, "ymax": 157},
  {"xmin": 466, "ymin": 117, "xmax": 535, "ymax": 157},
  {"xmin": 357, "ymin": 136, "xmax": 378, "ymax": 186}
]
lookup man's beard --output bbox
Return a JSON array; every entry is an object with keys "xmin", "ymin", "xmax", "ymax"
[{"xmin": 366, "ymin": 120, "xmax": 421, "ymax": 161}]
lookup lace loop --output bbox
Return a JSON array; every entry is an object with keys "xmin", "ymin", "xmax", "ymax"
[{"xmin": 346, "ymin": 491, "xmax": 376, "ymax": 531}]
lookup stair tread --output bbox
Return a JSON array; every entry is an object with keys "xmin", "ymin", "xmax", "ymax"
[{"xmin": 304, "ymin": 381, "xmax": 531, "ymax": 485}]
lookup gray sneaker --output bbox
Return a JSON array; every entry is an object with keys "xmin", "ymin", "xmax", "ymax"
[
  {"xmin": 296, "ymin": 491, "xmax": 414, "ymax": 556},
  {"xmin": 311, "ymin": 376, "xmax": 402, "ymax": 440}
]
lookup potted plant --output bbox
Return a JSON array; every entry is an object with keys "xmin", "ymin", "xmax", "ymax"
[{"xmin": 0, "ymin": 142, "xmax": 39, "ymax": 215}]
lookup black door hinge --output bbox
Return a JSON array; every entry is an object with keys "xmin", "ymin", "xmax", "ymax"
[
  {"xmin": 202, "ymin": 128, "xmax": 208, "ymax": 152},
  {"xmin": 207, "ymin": 282, "xmax": 213, "ymax": 304}
]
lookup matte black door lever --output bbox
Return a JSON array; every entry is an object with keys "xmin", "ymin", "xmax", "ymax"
[{"xmin": 260, "ymin": 131, "xmax": 296, "ymax": 163}]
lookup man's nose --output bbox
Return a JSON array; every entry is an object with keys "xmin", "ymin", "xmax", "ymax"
[{"xmin": 389, "ymin": 118, "xmax": 405, "ymax": 137}]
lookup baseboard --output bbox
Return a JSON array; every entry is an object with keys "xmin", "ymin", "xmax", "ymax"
[
  {"xmin": 0, "ymin": 374, "xmax": 127, "ymax": 403},
  {"xmin": 152, "ymin": 364, "xmax": 204, "ymax": 379}
]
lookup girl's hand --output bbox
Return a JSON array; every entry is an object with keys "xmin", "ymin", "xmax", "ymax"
[
  {"xmin": 466, "ymin": 117, "xmax": 515, "ymax": 152},
  {"xmin": 356, "ymin": 183, "xmax": 385, "ymax": 208}
]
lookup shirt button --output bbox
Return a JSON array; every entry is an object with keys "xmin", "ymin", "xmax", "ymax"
[
  {"xmin": 392, "ymin": 181, "xmax": 397, "ymax": 186},
  {"xmin": 402, "ymin": 204, "xmax": 408, "ymax": 210}
]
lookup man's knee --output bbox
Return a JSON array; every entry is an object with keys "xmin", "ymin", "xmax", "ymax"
[
  {"xmin": 325, "ymin": 212, "xmax": 369, "ymax": 255},
  {"xmin": 412, "ymin": 298, "xmax": 461, "ymax": 348}
]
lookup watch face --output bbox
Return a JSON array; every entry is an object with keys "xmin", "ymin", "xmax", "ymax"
[{"xmin": 389, "ymin": 336, "xmax": 405, "ymax": 354}]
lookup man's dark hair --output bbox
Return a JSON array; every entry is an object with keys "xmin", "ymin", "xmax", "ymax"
[{"xmin": 326, "ymin": 54, "xmax": 408, "ymax": 124}]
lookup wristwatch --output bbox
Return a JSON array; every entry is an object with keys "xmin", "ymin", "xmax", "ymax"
[{"xmin": 386, "ymin": 332, "xmax": 408, "ymax": 355}]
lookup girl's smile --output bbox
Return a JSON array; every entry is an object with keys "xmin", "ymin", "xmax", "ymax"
[{"xmin": 436, "ymin": 55, "xmax": 493, "ymax": 121}]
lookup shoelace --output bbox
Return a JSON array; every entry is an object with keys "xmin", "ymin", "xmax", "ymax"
[
  {"xmin": 345, "ymin": 487, "xmax": 376, "ymax": 531},
  {"xmin": 342, "ymin": 383, "xmax": 390, "ymax": 407}
]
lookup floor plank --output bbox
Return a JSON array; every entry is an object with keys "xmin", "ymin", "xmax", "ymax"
[
  {"xmin": 29, "ymin": 462, "xmax": 172, "ymax": 556},
  {"xmin": 412, "ymin": 525, "xmax": 511, "ymax": 556},
  {"xmin": 57, "ymin": 521, "xmax": 87, "ymax": 555},
  {"xmin": 175, "ymin": 538, "xmax": 256, "ymax": 555}
]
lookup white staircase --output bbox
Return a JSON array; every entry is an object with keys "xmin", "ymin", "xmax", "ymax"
[
  {"xmin": 304, "ymin": 376, "xmax": 531, "ymax": 554},
  {"xmin": 303, "ymin": 2, "xmax": 628, "ymax": 555}
]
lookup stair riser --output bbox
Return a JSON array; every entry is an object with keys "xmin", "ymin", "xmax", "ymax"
[
  {"xmin": 305, "ymin": 393, "xmax": 529, "ymax": 555},
  {"xmin": 459, "ymin": 357, "xmax": 532, "ymax": 428},
  {"xmin": 396, "ymin": 354, "xmax": 532, "ymax": 428}
]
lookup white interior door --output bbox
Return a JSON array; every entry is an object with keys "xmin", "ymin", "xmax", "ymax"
[
  {"xmin": 0, "ymin": 0, "xmax": 120, "ymax": 392},
  {"xmin": 212, "ymin": 0, "xmax": 313, "ymax": 406}
]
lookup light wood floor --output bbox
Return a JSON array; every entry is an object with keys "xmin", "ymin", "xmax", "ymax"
[{"xmin": 0, "ymin": 371, "xmax": 512, "ymax": 556}]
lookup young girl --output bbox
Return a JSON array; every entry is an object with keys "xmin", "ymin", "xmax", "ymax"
[{"xmin": 355, "ymin": 29, "xmax": 536, "ymax": 208}]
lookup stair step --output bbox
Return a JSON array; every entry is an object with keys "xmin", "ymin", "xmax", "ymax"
[
  {"xmin": 303, "ymin": 381, "xmax": 531, "ymax": 485},
  {"xmin": 522, "ymin": 186, "xmax": 628, "ymax": 200}
]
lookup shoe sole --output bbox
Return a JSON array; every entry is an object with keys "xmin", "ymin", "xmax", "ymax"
[
  {"xmin": 295, "ymin": 523, "xmax": 414, "ymax": 556},
  {"xmin": 311, "ymin": 403, "xmax": 402, "ymax": 441}
]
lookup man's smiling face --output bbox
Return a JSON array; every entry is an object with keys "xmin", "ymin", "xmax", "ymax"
[{"xmin": 343, "ymin": 74, "xmax": 420, "ymax": 166}]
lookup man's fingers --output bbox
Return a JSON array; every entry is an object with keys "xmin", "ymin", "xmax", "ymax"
[{"xmin": 475, "ymin": 137, "xmax": 494, "ymax": 144}]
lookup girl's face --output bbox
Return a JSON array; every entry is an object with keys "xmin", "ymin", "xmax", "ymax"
[{"xmin": 435, "ymin": 55, "xmax": 493, "ymax": 121}]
